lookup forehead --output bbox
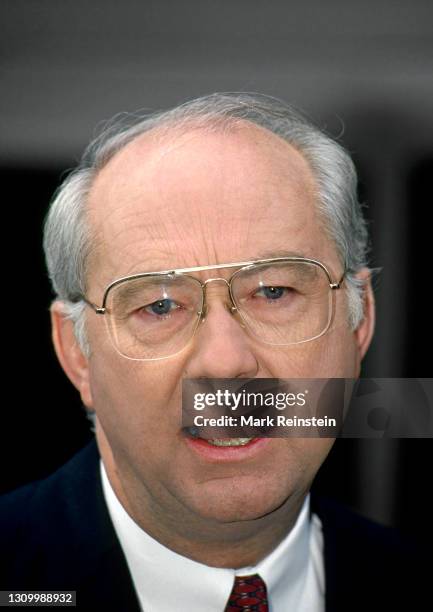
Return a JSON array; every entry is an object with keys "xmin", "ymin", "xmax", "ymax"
[{"xmin": 87, "ymin": 121, "xmax": 333, "ymax": 289}]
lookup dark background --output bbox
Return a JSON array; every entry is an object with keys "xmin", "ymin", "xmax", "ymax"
[{"xmin": 1, "ymin": 1, "xmax": 432, "ymax": 541}]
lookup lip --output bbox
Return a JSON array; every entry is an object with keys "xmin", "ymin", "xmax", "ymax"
[{"xmin": 183, "ymin": 434, "xmax": 271, "ymax": 463}]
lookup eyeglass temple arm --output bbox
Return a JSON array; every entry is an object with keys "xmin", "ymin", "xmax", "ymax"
[
  {"xmin": 80, "ymin": 296, "xmax": 106, "ymax": 315},
  {"xmin": 330, "ymin": 269, "xmax": 347, "ymax": 290}
]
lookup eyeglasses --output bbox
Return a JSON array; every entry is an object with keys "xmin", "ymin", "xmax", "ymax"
[{"xmin": 80, "ymin": 257, "xmax": 345, "ymax": 361}]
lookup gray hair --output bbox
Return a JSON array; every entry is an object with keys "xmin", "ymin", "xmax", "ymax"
[{"xmin": 43, "ymin": 92, "xmax": 370, "ymax": 356}]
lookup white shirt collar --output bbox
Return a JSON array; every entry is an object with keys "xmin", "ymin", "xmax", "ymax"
[{"xmin": 100, "ymin": 461, "xmax": 324, "ymax": 612}]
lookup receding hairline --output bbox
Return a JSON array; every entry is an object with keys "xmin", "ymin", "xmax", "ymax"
[{"xmin": 89, "ymin": 115, "xmax": 318, "ymax": 197}]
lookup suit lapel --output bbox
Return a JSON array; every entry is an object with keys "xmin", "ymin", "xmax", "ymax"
[{"xmin": 59, "ymin": 439, "xmax": 141, "ymax": 611}]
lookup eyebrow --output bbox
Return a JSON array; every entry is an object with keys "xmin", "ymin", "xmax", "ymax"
[
  {"xmin": 101, "ymin": 251, "xmax": 325, "ymax": 298},
  {"xmin": 138, "ymin": 250, "xmax": 310, "ymax": 275},
  {"xmin": 105, "ymin": 250, "xmax": 314, "ymax": 290},
  {"xmin": 120, "ymin": 250, "xmax": 311, "ymax": 276},
  {"xmin": 177, "ymin": 250, "xmax": 309, "ymax": 269},
  {"xmin": 252, "ymin": 248, "xmax": 309, "ymax": 260}
]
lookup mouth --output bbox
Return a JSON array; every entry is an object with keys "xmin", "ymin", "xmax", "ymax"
[{"xmin": 182, "ymin": 426, "xmax": 269, "ymax": 461}]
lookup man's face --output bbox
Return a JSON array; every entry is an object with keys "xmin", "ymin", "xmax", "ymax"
[{"xmin": 61, "ymin": 123, "xmax": 372, "ymax": 527}]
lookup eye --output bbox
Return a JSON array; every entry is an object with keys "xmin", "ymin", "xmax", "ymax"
[
  {"xmin": 254, "ymin": 286, "xmax": 288, "ymax": 300},
  {"xmin": 143, "ymin": 298, "xmax": 179, "ymax": 316}
]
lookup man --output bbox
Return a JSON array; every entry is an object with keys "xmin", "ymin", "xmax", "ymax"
[{"xmin": 0, "ymin": 93, "xmax": 422, "ymax": 610}]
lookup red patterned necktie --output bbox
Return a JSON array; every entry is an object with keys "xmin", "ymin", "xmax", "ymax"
[{"xmin": 224, "ymin": 573, "xmax": 269, "ymax": 611}]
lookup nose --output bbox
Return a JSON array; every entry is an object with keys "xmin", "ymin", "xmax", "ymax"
[{"xmin": 185, "ymin": 279, "xmax": 259, "ymax": 379}]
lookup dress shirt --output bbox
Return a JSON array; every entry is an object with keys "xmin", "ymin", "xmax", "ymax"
[{"xmin": 101, "ymin": 461, "xmax": 324, "ymax": 612}]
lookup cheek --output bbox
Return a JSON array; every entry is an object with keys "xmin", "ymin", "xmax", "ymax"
[
  {"xmin": 277, "ymin": 438, "xmax": 334, "ymax": 498},
  {"xmin": 291, "ymin": 438, "xmax": 335, "ymax": 468},
  {"xmin": 259, "ymin": 325, "xmax": 358, "ymax": 377},
  {"xmin": 87, "ymin": 347, "xmax": 187, "ymax": 439}
]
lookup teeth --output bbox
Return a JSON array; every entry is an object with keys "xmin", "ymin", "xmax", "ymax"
[
  {"xmin": 206, "ymin": 438, "xmax": 253, "ymax": 447},
  {"xmin": 185, "ymin": 428, "xmax": 254, "ymax": 447}
]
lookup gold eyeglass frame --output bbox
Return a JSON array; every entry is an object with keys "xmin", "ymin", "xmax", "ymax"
[{"xmin": 80, "ymin": 257, "xmax": 346, "ymax": 360}]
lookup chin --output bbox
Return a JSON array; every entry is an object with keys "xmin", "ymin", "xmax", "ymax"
[{"xmin": 186, "ymin": 476, "xmax": 294, "ymax": 523}]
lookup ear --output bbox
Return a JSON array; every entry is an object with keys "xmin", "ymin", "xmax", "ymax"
[
  {"xmin": 50, "ymin": 301, "xmax": 94, "ymax": 409},
  {"xmin": 353, "ymin": 268, "xmax": 376, "ymax": 363}
]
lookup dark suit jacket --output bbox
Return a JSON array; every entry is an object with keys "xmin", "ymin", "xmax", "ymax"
[{"xmin": 0, "ymin": 440, "xmax": 426, "ymax": 611}]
